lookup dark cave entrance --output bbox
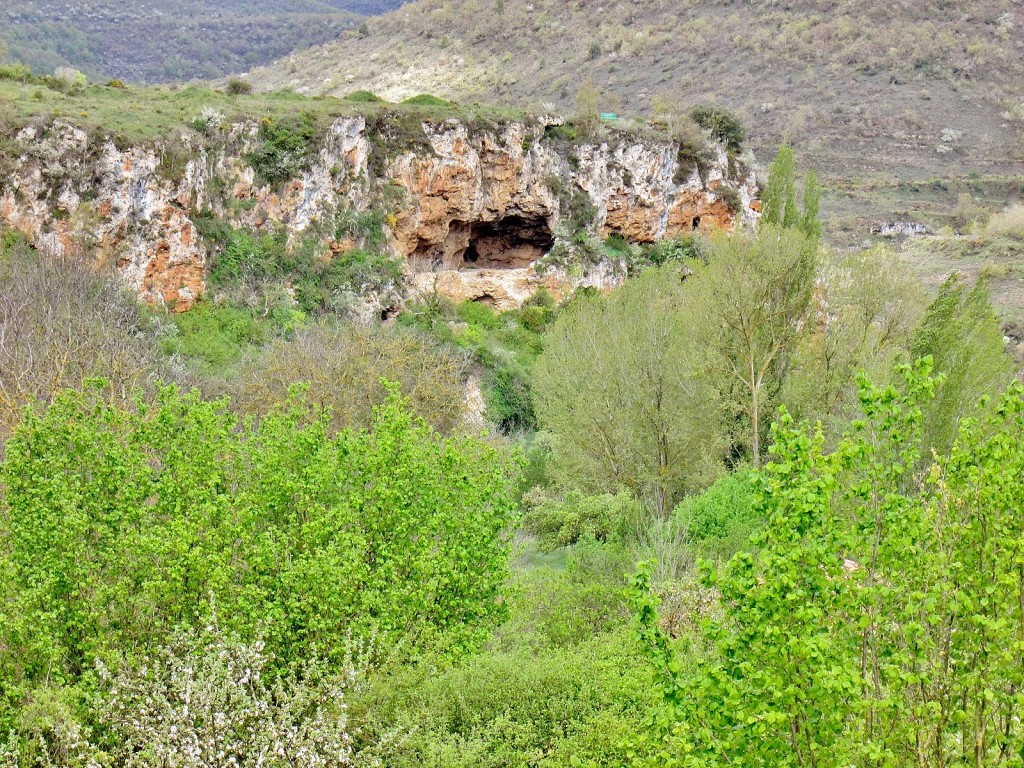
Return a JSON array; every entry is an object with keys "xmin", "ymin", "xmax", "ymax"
[{"xmin": 458, "ymin": 215, "xmax": 554, "ymax": 269}]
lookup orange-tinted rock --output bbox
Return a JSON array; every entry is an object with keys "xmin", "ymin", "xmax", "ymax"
[
  {"xmin": 0, "ymin": 115, "xmax": 757, "ymax": 314},
  {"xmin": 143, "ymin": 235, "xmax": 205, "ymax": 312},
  {"xmin": 665, "ymin": 191, "xmax": 736, "ymax": 236},
  {"xmin": 601, "ymin": 193, "xmax": 661, "ymax": 242}
]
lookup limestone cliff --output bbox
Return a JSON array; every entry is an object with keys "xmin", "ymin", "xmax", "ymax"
[{"xmin": 0, "ymin": 112, "xmax": 759, "ymax": 312}]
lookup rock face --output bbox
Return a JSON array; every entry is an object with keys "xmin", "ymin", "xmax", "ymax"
[
  {"xmin": 0, "ymin": 122, "xmax": 208, "ymax": 310},
  {"xmin": 0, "ymin": 113, "xmax": 759, "ymax": 312}
]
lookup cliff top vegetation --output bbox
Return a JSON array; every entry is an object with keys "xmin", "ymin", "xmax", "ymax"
[{"xmin": 0, "ymin": 70, "xmax": 530, "ymax": 145}]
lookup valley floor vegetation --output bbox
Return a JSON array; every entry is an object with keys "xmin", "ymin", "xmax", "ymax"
[{"xmin": 1, "ymin": 149, "xmax": 1024, "ymax": 767}]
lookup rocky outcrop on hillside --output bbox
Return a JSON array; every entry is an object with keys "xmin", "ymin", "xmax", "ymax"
[{"xmin": 0, "ymin": 113, "xmax": 759, "ymax": 312}]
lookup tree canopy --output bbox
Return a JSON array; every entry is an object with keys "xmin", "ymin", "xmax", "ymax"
[
  {"xmin": 632, "ymin": 361, "xmax": 1024, "ymax": 767},
  {"xmin": 0, "ymin": 384, "xmax": 519, "ymax": 733}
]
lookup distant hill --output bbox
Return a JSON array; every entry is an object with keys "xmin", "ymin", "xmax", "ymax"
[
  {"xmin": 249, "ymin": 0, "xmax": 1024, "ymax": 240},
  {"xmin": 0, "ymin": 0, "xmax": 411, "ymax": 83}
]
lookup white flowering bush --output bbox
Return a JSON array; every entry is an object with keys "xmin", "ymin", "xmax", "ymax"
[
  {"xmin": 192, "ymin": 107, "xmax": 226, "ymax": 136},
  {"xmin": 97, "ymin": 623, "xmax": 357, "ymax": 768},
  {"xmin": 0, "ymin": 686, "xmax": 99, "ymax": 768}
]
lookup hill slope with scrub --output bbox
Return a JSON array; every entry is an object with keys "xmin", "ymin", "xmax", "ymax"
[
  {"xmin": 249, "ymin": 0, "xmax": 1024, "ymax": 237},
  {"xmin": 0, "ymin": 0, "xmax": 411, "ymax": 83}
]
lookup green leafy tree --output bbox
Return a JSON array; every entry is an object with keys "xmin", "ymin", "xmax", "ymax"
[
  {"xmin": 533, "ymin": 267, "xmax": 724, "ymax": 515},
  {"xmin": 0, "ymin": 384, "xmax": 519, "ymax": 731},
  {"xmin": 761, "ymin": 146, "xmax": 821, "ymax": 238},
  {"xmin": 689, "ymin": 224, "xmax": 818, "ymax": 466},
  {"xmin": 781, "ymin": 245, "xmax": 926, "ymax": 433},
  {"xmin": 910, "ymin": 273, "xmax": 1015, "ymax": 458},
  {"xmin": 631, "ymin": 359, "xmax": 1024, "ymax": 767}
]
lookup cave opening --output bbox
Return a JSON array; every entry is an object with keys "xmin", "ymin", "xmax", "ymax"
[
  {"xmin": 459, "ymin": 215, "xmax": 554, "ymax": 269},
  {"xmin": 472, "ymin": 293, "xmax": 497, "ymax": 307}
]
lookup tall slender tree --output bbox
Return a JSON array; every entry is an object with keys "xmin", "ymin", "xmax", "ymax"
[{"xmin": 690, "ymin": 224, "xmax": 818, "ymax": 466}]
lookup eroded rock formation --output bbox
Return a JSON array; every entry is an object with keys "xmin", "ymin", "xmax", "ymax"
[{"xmin": 0, "ymin": 113, "xmax": 759, "ymax": 313}]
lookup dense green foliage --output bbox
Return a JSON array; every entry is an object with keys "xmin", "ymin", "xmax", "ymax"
[
  {"xmin": 399, "ymin": 291, "xmax": 557, "ymax": 433},
  {"xmin": 534, "ymin": 267, "xmax": 723, "ymax": 514},
  {"xmin": 672, "ymin": 470, "xmax": 759, "ymax": 561},
  {"xmin": 0, "ymin": 385, "xmax": 518, "ymax": 733},
  {"xmin": 247, "ymin": 112, "xmax": 320, "ymax": 185},
  {"xmin": 632, "ymin": 361, "xmax": 1024, "ymax": 767},
  {"xmin": 910, "ymin": 273, "xmax": 1015, "ymax": 457},
  {"xmin": 159, "ymin": 300, "xmax": 272, "ymax": 368},
  {"xmin": 195, "ymin": 210, "xmax": 403, "ymax": 318},
  {"xmin": 522, "ymin": 490, "xmax": 643, "ymax": 551},
  {"xmin": 689, "ymin": 105, "xmax": 745, "ymax": 153},
  {"xmin": 352, "ymin": 629, "xmax": 654, "ymax": 767}
]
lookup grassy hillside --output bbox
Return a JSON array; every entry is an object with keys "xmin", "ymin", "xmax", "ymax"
[
  {"xmin": 0, "ymin": 0, "xmax": 410, "ymax": 83},
  {"xmin": 249, "ymin": 0, "xmax": 1024, "ymax": 239},
  {"xmin": 0, "ymin": 72, "xmax": 526, "ymax": 147}
]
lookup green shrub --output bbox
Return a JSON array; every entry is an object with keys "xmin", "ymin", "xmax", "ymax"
[
  {"xmin": 297, "ymin": 248, "xmax": 404, "ymax": 313},
  {"xmin": 0, "ymin": 226, "xmax": 30, "ymax": 257},
  {"xmin": 197, "ymin": 217, "xmax": 403, "ymax": 316},
  {"xmin": 632, "ymin": 234, "xmax": 707, "ymax": 273},
  {"xmin": 690, "ymin": 104, "xmax": 746, "ymax": 152},
  {"xmin": 247, "ymin": 112, "xmax": 318, "ymax": 185},
  {"xmin": 543, "ymin": 122, "xmax": 579, "ymax": 142},
  {"xmin": 455, "ymin": 299, "xmax": 502, "ymax": 330},
  {"xmin": 401, "ymin": 93, "xmax": 453, "ymax": 107},
  {"xmin": 225, "ymin": 77, "xmax": 253, "ymax": 96},
  {"xmin": 517, "ymin": 431, "xmax": 554, "ymax": 493},
  {"xmin": 494, "ymin": 561, "xmax": 632, "ymax": 651},
  {"xmin": 0, "ymin": 64, "xmax": 34, "ymax": 84},
  {"xmin": 343, "ymin": 89, "xmax": 384, "ymax": 103},
  {"xmin": 482, "ymin": 362, "xmax": 535, "ymax": 433},
  {"xmin": 205, "ymin": 227, "xmax": 296, "ymax": 286},
  {"xmin": 351, "ymin": 629, "xmax": 655, "ymax": 768},
  {"xmin": 160, "ymin": 300, "xmax": 268, "ymax": 368},
  {"xmin": 522, "ymin": 490, "xmax": 643, "ymax": 551},
  {"xmin": 672, "ymin": 470, "xmax": 760, "ymax": 560},
  {"xmin": 517, "ymin": 303, "xmax": 551, "ymax": 333}
]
